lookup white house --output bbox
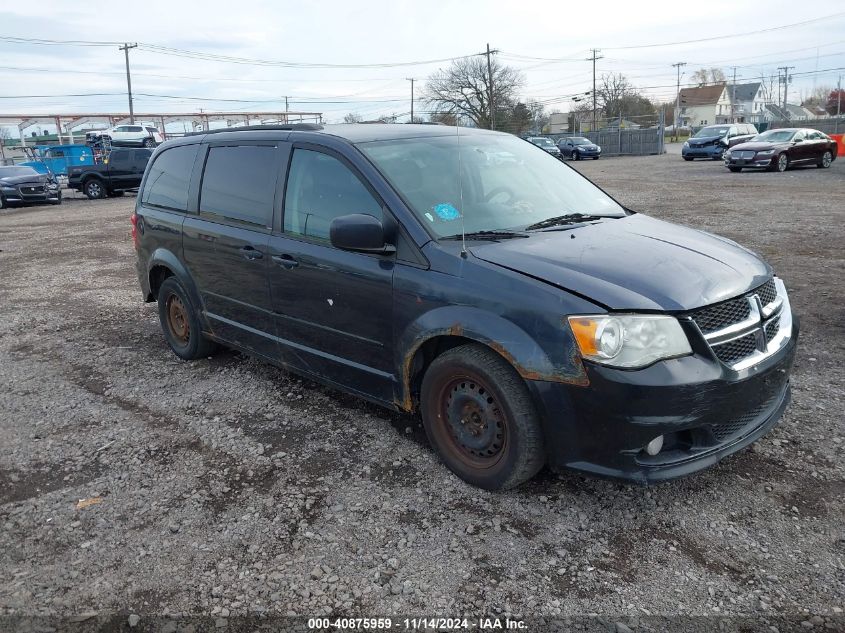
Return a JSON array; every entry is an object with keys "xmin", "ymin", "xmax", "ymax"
[
  {"xmin": 677, "ymin": 84, "xmax": 731, "ymax": 127},
  {"xmin": 729, "ymin": 82, "xmax": 767, "ymax": 123}
]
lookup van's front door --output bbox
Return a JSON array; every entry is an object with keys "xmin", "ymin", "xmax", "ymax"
[{"xmin": 267, "ymin": 146, "xmax": 395, "ymax": 402}]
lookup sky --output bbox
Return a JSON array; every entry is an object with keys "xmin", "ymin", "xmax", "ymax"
[{"xmin": 1, "ymin": 0, "xmax": 844, "ymax": 133}]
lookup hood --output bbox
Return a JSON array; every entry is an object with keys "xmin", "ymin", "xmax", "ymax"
[
  {"xmin": 469, "ymin": 214, "xmax": 771, "ymax": 311},
  {"xmin": 688, "ymin": 135, "xmax": 724, "ymax": 146},
  {"xmin": 0, "ymin": 173, "xmax": 50, "ymax": 186},
  {"xmin": 731, "ymin": 141, "xmax": 785, "ymax": 152},
  {"xmin": 576, "ymin": 144, "xmax": 600, "ymax": 150}
]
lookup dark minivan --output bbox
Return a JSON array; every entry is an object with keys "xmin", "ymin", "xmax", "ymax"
[
  {"xmin": 133, "ymin": 124, "xmax": 797, "ymax": 490},
  {"xmin": 682, "ymin": 123, "xmax": 758, "ymax": 161}
]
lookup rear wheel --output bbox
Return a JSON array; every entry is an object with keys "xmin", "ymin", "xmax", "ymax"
[
  {"xmin": 728, "ymin": 166, "xmax": 742, "ymax": 173},
  {"xmin": 683, "ymin": 156, "xmax": 694, "ymax": 161},
  {"xmin": 420, "ymin": 344, "xmax": 545, "ymax": 490},
  {"xmin": 818, "ymin": 151, "xmax": 832, "ymax": 168},
  {"xmin": 84, "ymin": 178, "xmax": 106, "ymax": 199},
  {"xmin": 143, "ymin": 137, "xmax": 155, "ymax": 148},
  {"xmin": 573, "ymin": 151, "xmax": 581, "ymax": 161},
  {"xmin": 157, "ymin": 277, "xmax": 216, "ymax": 360}
]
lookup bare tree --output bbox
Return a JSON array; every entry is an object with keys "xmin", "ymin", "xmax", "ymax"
[
  {"xmin": 690, "ymin": 68, "xmax": 726, "ymax": 87},
  {"xmin": 424, "ymin": 56, "xmax": 524, "ymax": 129},
  {"xmin": 429, "ymin": 110, "xmax": 458, "ymax": 126},
  {"xmin": 0, "ymin": 127, "xmax": 10, "ymax": 161},
  {"xmin": 343, "ymin": 113, "xmax": 362, "ymax": 124}
]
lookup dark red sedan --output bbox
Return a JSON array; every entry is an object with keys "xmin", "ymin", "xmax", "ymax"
[{"xmin": 724, "ymin": 128, "xmax": 838, "ymax": 172}]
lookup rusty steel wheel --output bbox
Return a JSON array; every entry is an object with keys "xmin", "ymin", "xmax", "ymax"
[
  {"xmin": 157, "ymin": 276, "xmax": 216, "ymax": 360},
  {"xmin": 166, "ymin": 294, "xmax": 190, "ymax": 346},
  {"xmin": 420, "ymin": 344, "xmax": 545, "ymax": 490}
]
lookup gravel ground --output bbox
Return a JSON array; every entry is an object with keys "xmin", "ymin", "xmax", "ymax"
[{"xmin": 1, "ymin": 155, "xmax": 843, "ymax": 632}]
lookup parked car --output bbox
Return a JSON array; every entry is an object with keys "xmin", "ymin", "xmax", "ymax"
[
  {"xmin": 682, "ymin": 123, "xmax": 757, "ymax": 161},
  {"xmin": 134, "ymin": 123, "xmax": 797, "ymax": 490},
  {"xmin": 527, "ymin": 136, "xmax": 563, "ymax": 159},
  {"xmin": 68, "ymin": 148, "xmax": 152, "ymax": 199},
  {"xmin": 558, "ymin": 136, "xmax": 601, "ymax": 160},
  {"xmin": 86, "ymin": 124, "xmax": 163, "ymax": 148},
  {"xmin": 724, "ymin": 128, "xmax": 838, "ymax": 172},
  {"xmin": 0, "ymin": 165, "xmax": 62, "ymax": 208}
]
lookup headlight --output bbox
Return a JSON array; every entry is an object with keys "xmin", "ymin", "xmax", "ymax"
[
  {"xmin": 46, "ymin": 182, "xmax": 59, "ymax": 190},
  {"xmin": 756, "ymin": 149, "xmax": 775, "ymax": 156},
  {"xmin": 683, "ymin": 141, "xmax": 689, "ymax": 148},
  {"xmin": 568, "ymin": 314, "xmax": 692, "ymax": 368},
  {"xmin": 596, "ymin": 146, "xmax": 601, "ymax": 151},
  {"xmin": 1, "ymin": 185, "xmax": 15, "ymax": 191}
]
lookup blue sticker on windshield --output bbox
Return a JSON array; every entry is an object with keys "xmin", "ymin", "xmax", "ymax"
[{"xmin": 433, "ymin": 203, "xmax": 461, "ymax": 221}]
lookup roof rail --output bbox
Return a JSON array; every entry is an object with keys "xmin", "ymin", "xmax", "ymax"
[{"xmin": 187, "ymin": 123, "xmax": 324, "ymax": 136}]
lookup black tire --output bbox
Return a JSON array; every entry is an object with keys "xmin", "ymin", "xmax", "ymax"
[
  {"xmin": 0, "ymin": 194, "xmax": 6, "ymax": 210},
  {"xmin": 111, "ymin": 190, "xmax": 125, "ymax": 197},
  {"xmin": 818, "ymin": 151, "xmax": 833, "ymax": 168},
  {"xmin": 573, "ymin": 151, "xmax": 581, "ymax": 161},
  {"xmin": 593, "ymin": 156, "xmax": 599, "ymax": 160},
  {"xmin": 772, "ymin": 153, "xmax": 789, "ymax": 173},
  {"xmin": 420, "ymin": 343, "xmax": 545, "ymax": 490},
  {"xmin": 157, "ymin": 277, "xmax": 216, "ymax": 360},
  {"xmin": 84, "ymin": 178, "xmax": 106, "ymax": 200},
  {"xmin": 728, "ymin": 166, "xmax": 742, "ymax": 173},
  {"xmin": 143, "ymin": 137, "xmax": 155, "ymax": 148},
  {"xmin": 683, "ymin": 156, "xmax": 694, "ymax": 161},
  {"xmin": 50, "ymin": 191, "xmax": 63, "ymax": 205}
]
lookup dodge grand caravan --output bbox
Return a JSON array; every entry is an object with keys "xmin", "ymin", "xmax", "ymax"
[{"xmin": 133, "ymin": 124, "xmax": 798, "ymax": 490}]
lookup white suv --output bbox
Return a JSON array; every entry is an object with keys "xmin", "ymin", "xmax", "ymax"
[{"xmin": 86, "ymin": 124, "xmax": 163, "ymax": 148}]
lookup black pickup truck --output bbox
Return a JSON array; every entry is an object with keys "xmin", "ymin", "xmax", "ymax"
[{"xmin": 68, "ymin": 148, "xmax": 151, "ymax": 199}]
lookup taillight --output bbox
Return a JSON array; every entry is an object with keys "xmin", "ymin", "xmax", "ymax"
[{"xmin": 130, "ymin": 213, "xmax": 139, "ymax": 250}]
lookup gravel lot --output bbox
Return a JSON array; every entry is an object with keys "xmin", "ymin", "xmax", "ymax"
[{"xmin": 1, "ymin": 154, "xmax": 843, "ymax": 631}]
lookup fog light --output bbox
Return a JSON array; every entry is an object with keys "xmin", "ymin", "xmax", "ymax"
[{"xmin": 645, "ymin": 435, "xmax": 664, "ymax": 456}]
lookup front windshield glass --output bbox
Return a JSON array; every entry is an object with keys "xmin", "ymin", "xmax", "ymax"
[
  {"xmin": 358, "ymin": 132, "xmax": 626, "ymax": 238},
  {"xmin": 694, "ymin": 125, "xmax": 730, "ymax": 138},
  {"xmin": 0, "ymin": 166, "xmax": 38, "ymax": 177},
  {"xmin": 531, "ymin": 138, "xmax": 553, "ymax": 147},
  {"xmin": 570, "ymin": 137, "xmax": 591, "ymax": 145},
  {"xmin": 753, "ymin": 130, "xmax": 796, "ymax": 143}
]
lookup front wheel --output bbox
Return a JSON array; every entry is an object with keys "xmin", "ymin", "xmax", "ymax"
[
  {"xmin": 683, "ymin": 156, "xmax": 693, "ymax": 161},
  {"xmin": 84, "ymin": 178, "xmax": 106, "ymax": 199},
  {"xmin": 420, "ymin": 344, "xmax": 545, "ymax": 490},
  {"xmin": 818, "ymin": 151, "xmax": 832, "ymax": 168},
  {"xmin": 728, "ymin": 166, "xmax": 742, "ymax": 173},
  {"xmin": 772, "ymin": 153, "xmax": 789, "ymax": 172},
  {"xmin": 50, "ymin": 191, "xmax": 63, "ymax": 205},
  {"xmin": 0, "ymin": 194, "xmax": 6, "ymax": 210},
  {"xmin": 143, "ymin": 137, "xmax": 155, "ymax": 148},
  {"xmin": 157, "ymin": 277, "xmax": 216, "ymax": 360}
]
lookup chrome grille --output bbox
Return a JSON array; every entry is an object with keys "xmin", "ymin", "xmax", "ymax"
[
  {"xmin": 713, "ymin": 332, "xmax": 758, "ymax": 364},
  {"xmin": 689, "ymin": 278, "xmax": 790, "ymax": 370},
  {"xmin": 691, "ymin": 297, "xmax": 751, "ymax": 334}
]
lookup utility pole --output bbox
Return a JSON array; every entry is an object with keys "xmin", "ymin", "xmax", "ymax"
[
  {"xmin": 486, "ymin": 43, "xmax": 495, "ymax": 130},
  {"xmin": 672, "ymin": 62, "xmax": 686, "ymax": 142},
  {"xmin": 587, "ymin": 48, "xmax": 603, "ymax": 133},
  {"xmin": 731, "ymin": 66, "xmax": 737, "ymax": 122},
  {"xmin": 406, "ymin": 78, "xmax": 415, "ymax": 123},
  {"xmin": 119, "ymin": 43, "xmax": 138, "ymax": 124},
  {"xmin": 284, "ymin": 96, "xmax": 289, "ymax": 123},
  {"xmin": 777, "ymin": 66, "xmax": 794, "ymax": 110},
  {"xmin": 837, "ymin": 75, "xmax": 842, "ymax": 117}
]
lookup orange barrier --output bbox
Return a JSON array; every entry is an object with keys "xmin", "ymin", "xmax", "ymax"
[{"xmin": 831, "ymin": 134, "xmax": 845, "ymax": 157}]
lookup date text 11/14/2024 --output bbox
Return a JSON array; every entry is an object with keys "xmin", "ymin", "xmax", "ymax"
[{"xmin": 307, "ymin": 617, "xmax": 527, "ymax": 630}]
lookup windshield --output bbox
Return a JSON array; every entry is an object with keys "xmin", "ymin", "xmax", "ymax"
[
  {"xmin": 358, "ymin": 132, "xmax": 626, "ymax": 238},
  {"xmin": 530, "ymin": 138, "xmax": 553, "ymax": 147},
  {"xmin": 694, "ymin": 125, "xmax": 730, "ymax": 138},
  {"xmin": 753, "ymin": 129, "xmax": 796, "ymax": 143},
  {"xmin": 0, "ymin": 166, "xmax": 38, "ymax": 178},
  {"xmin": 570, "ymin": 137, "xmax": 591, "ymax": 145}
]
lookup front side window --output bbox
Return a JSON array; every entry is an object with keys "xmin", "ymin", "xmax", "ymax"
[
  {"xmin": 284, "ymin": 149, "xmax": 381, "ymax": 241},
  {"xmin": 359, "ymin": 132, "xmax": 625, "ymax": 239},
  {"xmin": 200, "ymin": 145, "xmax": 279, "ymax": 227},
  {"xmin": 142, "ymin": 144, "xmax": 198, "ymax": 211}
]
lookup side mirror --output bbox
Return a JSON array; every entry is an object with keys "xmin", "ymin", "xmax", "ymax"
[
  {"xmin": 793, "ymin": 138, "xmax": 803, "ymax": 143},
  {"xmin": 330, "ymin": 213, "xmax": 395, "ymax": 254}
]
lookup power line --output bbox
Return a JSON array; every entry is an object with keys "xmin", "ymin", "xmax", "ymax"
[{"xmin": 603, "ymin": 12, "xmax": 845, "ymax": 50}]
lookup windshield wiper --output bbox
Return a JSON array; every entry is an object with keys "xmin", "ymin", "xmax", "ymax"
[
  {"xmin": 440, "ymin": 229, "xmax": 529, "ymax": 241},
  {"xmin": 524, "ymin": 213, "xmax": 617, "ymax": 231}
]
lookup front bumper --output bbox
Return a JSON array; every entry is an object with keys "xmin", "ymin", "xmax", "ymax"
[
  {"xmin": 725, "ymin": 154, "xmax": 775, "ymax": 169},
  {"xmin": 682, "ymin": 144, "xmax": 723, "ymax": 158},
  {"xmin": 529, "ymin": 316, "xmax": 798, "ymax": 484},
  {"xmin": 1, "ymin": 185, "xmax": 61, "ymax": 204}
]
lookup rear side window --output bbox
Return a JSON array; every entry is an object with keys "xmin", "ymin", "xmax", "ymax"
[
  {"xmin": 284, "ymin": 149, "xmax": 381, "ymax": 241},
  {"xmin": 110, "ymin": 151, "xmax": 128, "ymax": 164},
  {"xmin": 142, "ymin": 145, "xmax": 198, "ymax": 211},
  {"xmin": 199, "ymin": 145, "xmax": 279, "ymax": 227}
]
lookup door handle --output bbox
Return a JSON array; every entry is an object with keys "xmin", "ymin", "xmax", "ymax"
[
  {"xmin": 271, "ymin": 254, "xmax": 299, "ymax": 269},
  {"xmin": 239, "ymin": 245, "xmax": 264, "ymax": 260}
]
